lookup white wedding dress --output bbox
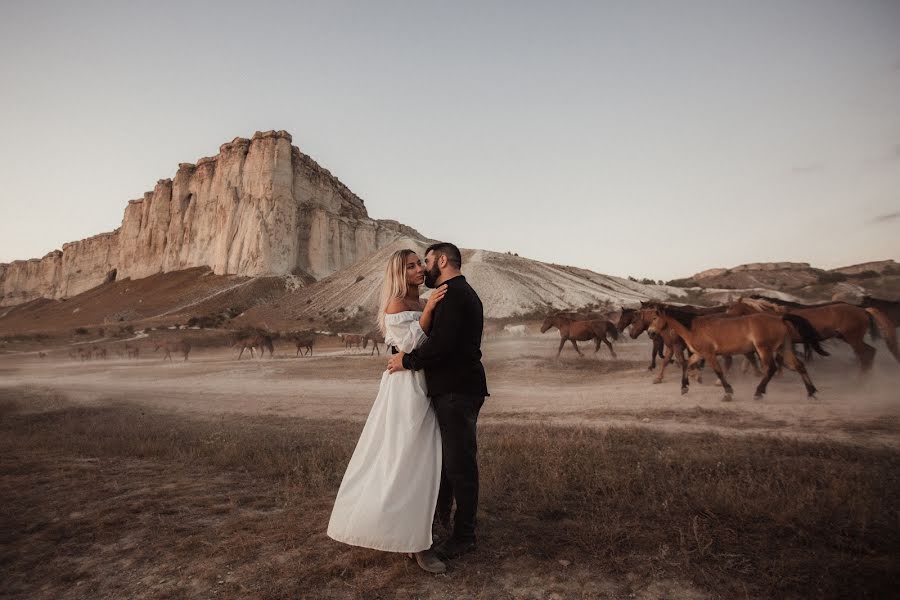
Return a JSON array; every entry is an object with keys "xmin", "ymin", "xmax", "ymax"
[{"xmin": 327, "ymin": 311, "xmax": 442, "ymax": 552}]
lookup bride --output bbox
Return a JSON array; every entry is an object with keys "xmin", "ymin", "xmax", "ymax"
[{"xmin": 327, "ymin": 248, "xmax": 449, "ymax": 573}]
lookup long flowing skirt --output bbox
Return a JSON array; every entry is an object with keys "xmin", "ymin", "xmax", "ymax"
[{"xmin": 327, "ymin": 369, "xmax": 441, "ymax": 552}]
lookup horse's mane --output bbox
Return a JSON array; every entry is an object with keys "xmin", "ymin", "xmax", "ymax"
[
  {"xmin": 737, "ymin": 297, "xmax": 785, "ymax": 313},
  {"xmin": 660, "ymin": 306, "xmax": 699, "ymax": 328}
]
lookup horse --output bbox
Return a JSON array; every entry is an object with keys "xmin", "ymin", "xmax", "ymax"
[
  {"xmin": 230, "ymin": 336, "xmax": 258, "ymax": 359},
  {"xmin": 155, "ymin": 340, "xmax": 191, "ymax": 361},
  {"xmin": 254, "ymin": 334, "xmax": 275, "ymax": 358},
  {"xmin": 647, "ymin": 306, "xmax": 824, "ymax": 401},
  {"xmin": 339, "ymin": 334, "xmax": 366, "ymax": 352},
  {"xmin": 540, "ymin": 314, "xmax": 619, "ymax": 358},
  {"xmin": 124, "ymin": 343, "xmax": 140, "ymax": 359},
  {"xmin": 92, "ymin": 346, "xmax": 107, "ymax": 360},
  {"xmin": 860, "ymin": 296, "xmax": 900, "ymax": 328},
  {"xmin": 363, "ymin": 331, "xmax": 384, "ymax": 356},
  {"xmin": 616, "ymin": 308, "xmax": 665, "ymax": 369},
  {"xmin": 729, "ymin": 297, "xmax": 899, "ymax": 370},
  {"xmin": 292, "ymin": 333, "xmax": 315, "ymax": 357}
]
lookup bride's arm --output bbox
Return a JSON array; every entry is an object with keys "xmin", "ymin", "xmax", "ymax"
[{"xmin": 418, "ymin": 285, "xmax": 448, "ymax": 334}]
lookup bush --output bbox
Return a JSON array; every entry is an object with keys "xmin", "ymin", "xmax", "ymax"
[{"xmin": 74, "ymin": 328, "xmax": 88, "ymax": 336}]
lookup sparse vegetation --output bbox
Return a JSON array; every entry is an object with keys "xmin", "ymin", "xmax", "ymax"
[{"xmin": 0, "ymin": 390, "xmax": 896, "ymax": 599}]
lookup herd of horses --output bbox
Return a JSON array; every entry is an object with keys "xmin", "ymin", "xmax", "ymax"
[{"xmin": 541, "ymin": 295, "xmax": 900, "ymax": 401}]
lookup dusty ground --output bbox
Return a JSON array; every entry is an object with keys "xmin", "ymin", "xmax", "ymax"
[
  {"xmin": 2, "ymin": 331, "xmax": 899, "ymax": 599},
  {"xmin": 2, "ymin": 332, "xmax": 899, "ymax": 446}
]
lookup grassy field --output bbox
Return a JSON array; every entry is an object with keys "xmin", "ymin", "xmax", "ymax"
[{"xmin": 1, "ymin": 387, "xmax": 898, "ymax": 599}]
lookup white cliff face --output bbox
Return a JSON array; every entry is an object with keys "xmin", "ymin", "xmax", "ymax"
[{"xmin": 0, "ymin": 130, "xmax": 423, "ymax": 306}]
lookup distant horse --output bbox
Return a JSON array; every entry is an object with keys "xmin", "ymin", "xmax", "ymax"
[
  {"xmin": 155, "ymin": 340, "xmax": 191, "ymax": 362},
  {"xmin": 340, "ymin": 334, "xmax": 366, "ymax": 352},
  {"xmin": 292, "ymin": 333, "xmax": 315, "ymax": 357},
  {"xmin": 124, "ymin": 343, "xmax": 140, "ymax": 359},
  {"xmin": 729, "ymin": 297, "xmax": 899, "ymax": 370},
  {"xmin": 540, "ymin": 315, "xmax": 619, "ymax": 358},
  {"xmin": 92, "ymin": 346, "xmax": 107, "ymax": 360},
  {"xmin": 254, "ymin": 334, "xmax": 275, "ymax": 358},
  {"xmin": 364, "ymin": 331, "xmax": 385, "ymax": 356},
  {"xmin": 231, "ymin": 336, "xmax": 258, "ymax": 359},
  {"xmin": 648, "ymin": 306, "xmax": 824, "ymax": 401}
]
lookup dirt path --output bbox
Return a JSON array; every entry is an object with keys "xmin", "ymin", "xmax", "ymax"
[{"xmin": 2, "ymin": 333, "xmax": 899, "ymax": 445}]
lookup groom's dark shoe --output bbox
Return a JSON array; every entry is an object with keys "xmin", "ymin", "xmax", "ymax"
[{"xmin": 434, "ymin": 537, "xmax": 477, "ymax": 560}]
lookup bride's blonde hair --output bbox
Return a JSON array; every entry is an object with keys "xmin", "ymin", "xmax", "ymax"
[{"xmin": 377, "ymin": 248, "xmax": 419, "ymax": 336}]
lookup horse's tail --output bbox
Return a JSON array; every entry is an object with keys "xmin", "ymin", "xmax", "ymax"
[
  {"xmin": 605, "ymin": 321, "xmax": 619, "ymax": 341},
  {"xmin": 866, "ymin": 308, "xmax": 900, "ymax": 363},
  {"xmin": 782, "ymin": 314, "xmax": 829, "ymax": 357}
]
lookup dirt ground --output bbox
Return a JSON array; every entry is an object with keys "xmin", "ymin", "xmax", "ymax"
[
  {"xmin": 2, "ymin": 332, "xmax": 899, "ymax": 447},
  {"xmin": 2, "ymin": 331, "xmax": 899, "ymax": 599}
]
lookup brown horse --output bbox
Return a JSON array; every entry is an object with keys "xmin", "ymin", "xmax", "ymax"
[
  {"xmin": 156, "ymin": 340, "xmax": 191, "ymax": 361},
  {"xmin": 292, "ymin": 333, "xmax": 315, "ymax": 357},
  {"xmin": 648, "ymin": 306, "xmax": 824, "ymax": 401},
  {"xmin": 729, "ymin": 297, "xmax": 899, "ymax": 370},
  {"xmin": 540, "ymin": 314, "xmax": 619, "ymax": 358},
  {"xmin": 624, "ymin": 308, "xmax": 701, "ymax": 384},
  {"xmin": 340, "ymin": 334, "xmax": 366, "ymax": 352},
  {"xmin": 231, "ymin": 336, "xmax": 258, "ymax": 359},
  {"xmin": 124, "ymin": 343, "xmax": 140, "ymax": 359},
  {"xmin": 364, "ymin": 331, "xmax": 385, "ymax": 356}
]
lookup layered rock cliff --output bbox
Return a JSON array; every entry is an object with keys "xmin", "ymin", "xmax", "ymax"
[{"xmin": 0, "ymin": 131, "xmax": 425, "ymax": 306}]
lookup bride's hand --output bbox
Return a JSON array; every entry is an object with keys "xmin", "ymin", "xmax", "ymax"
[{"xmin": 424, "ymin": 284, "xmax": 448, "ymax": 312}]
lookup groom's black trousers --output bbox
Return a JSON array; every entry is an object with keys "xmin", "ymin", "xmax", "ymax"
[{"xmin": 432, "ymin": 392, "xmax": 485, "ymax": 542}]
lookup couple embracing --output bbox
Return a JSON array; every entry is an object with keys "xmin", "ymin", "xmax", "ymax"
[{"xmin": 327, "ymin": 242, "xmax": 489, "ymax": 574}]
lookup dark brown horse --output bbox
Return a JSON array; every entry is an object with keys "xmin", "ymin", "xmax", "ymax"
[
  {"xmin": 860, "ymin": 296, "xmax": 900, "ymax": 328},
  {"xmin": 729, "ymin": 297, "xmax": 899, "ymax": 370},
  {"xmin": 617, "ymin": 308, "xmax": 665, "ymax": 369},
  {"xmin": 540, "ymin": 314, "xmax": 619, "ymax": 358},
  {"xmin": 292, "ymin": 333, "xmax": 315, "ymax": 357},
  {"xmin": 648, "ymin": 306, "xmax": 824, "ymax": 401}
]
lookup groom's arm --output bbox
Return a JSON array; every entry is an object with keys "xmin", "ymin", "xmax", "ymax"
[{"xmin": 401, "ymin": 291, "xmax": 462, "ymax": 371}]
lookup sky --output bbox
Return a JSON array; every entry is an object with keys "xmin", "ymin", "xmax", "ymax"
[{"xmin": 1, "ymin": 0, "xmax": 898, "ymax": 281}]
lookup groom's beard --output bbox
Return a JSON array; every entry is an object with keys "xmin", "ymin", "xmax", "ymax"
[{"xmin": 424, "ymin": 265, "xmax": 441, "ymax": 288}]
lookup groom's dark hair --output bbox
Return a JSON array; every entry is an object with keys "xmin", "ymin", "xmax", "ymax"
[{"xmin": 425, "ymin": 242, "xmax": 462, "ymax": 268}]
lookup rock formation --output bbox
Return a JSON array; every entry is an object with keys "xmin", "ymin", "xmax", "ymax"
[{"xmin": 1, "ymin": 131, "xmax": 425, "ymax": 306}]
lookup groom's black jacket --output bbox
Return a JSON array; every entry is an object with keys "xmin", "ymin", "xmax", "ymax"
[{"xmin": 402, "ymin": 275, "xmax": 489, "ymax": 397}]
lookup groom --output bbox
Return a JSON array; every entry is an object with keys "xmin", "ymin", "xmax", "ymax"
[{"xmin": 387, "ymin": 242, "xmax": 489, "ymax": 560}]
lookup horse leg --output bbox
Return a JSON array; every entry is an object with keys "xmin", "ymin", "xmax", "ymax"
[
  {"xmin": 556, "ymin": 337, "xmax": 567, "ymax": 358},
  {"xmin": 847, "ymin": 335, "xmax": 876, "ymax": 373},
  {"xmin": 649, "ymin": 336, "xmax": 662, "ymax": 370},
  {"xmin": 653, "ymin": 344, "xmax": 675, "ymax": 384},
  {"xmin": 752, "ymin": 347, "xmax": 778, "ymax": 400},
  {"xmin": 781, "ymin": 343, "xmax": 817, "ymax": 399},
  {"xmin": 707, "ymin": 355, "xmax": 734, "ymax": 401},
  {"xmin": 570, "ymin": 340, "xmax": 583, "ymax": 356},
  {"xmin": 603, "ymin": 338, "xmax": 617, "ymax": 359}
]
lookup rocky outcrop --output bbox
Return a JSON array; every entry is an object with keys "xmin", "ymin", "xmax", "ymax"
[
  {"xmin": 831, "ymin": 260, "xmax": 899, "ymax": 276},
  {"xmin": 1, "ymin": 131, "xmax": 425, "ymax": 306}
]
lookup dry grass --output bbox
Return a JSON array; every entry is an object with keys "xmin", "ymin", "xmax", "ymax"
[{"xmin": 1, "ymin": 388, "xmax": 898, "ymax": 599}]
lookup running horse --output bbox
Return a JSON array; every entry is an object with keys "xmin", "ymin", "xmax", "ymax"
[
  {"xmin": 540, "ymin": 314, "xmax": 619, "ymax": 358},
  {"xmin": 617, "ymin": 308, "xmax": 665, "ymax": 370},
  {"xmin": 155, "ymin": 339, "xmax": 192, "ymax": 362},
  {"xmin": 729, "ymin": 297, "xmax": 899, "ymax": 371},
  {"xmin": 647, "ymin": 306, "xmax": 825, "ymax": 401}
]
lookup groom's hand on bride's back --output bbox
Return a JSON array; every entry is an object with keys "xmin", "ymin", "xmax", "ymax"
[{"xmin": 387, "ymin": 352, "xmax": 406, "ymax": 373}]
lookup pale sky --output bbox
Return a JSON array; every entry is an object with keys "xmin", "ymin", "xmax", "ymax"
[{"xmin": 1, "ymin": 0, "xmax": 898, "ymax": 281}]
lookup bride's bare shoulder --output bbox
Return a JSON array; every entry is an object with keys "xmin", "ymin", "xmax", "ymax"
[{"xmin": 385, "ymin": 297, "xmax": 409, "ymax": 315}]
